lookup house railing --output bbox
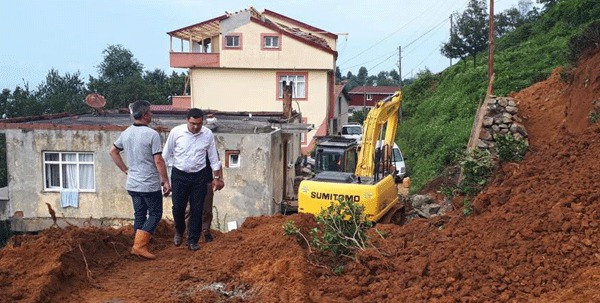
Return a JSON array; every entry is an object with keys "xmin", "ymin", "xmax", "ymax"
[{"xmin": 169, "ymin": 52, "xmax": 220, "ymax": 68}]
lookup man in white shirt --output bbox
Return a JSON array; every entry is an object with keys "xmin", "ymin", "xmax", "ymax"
[{"xmin": 163, "ymin": 108, "xmax": 223, "ymax": 251}]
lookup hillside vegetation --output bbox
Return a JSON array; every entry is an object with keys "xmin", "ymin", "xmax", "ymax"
[{"xmin": 397, "ymin": 0, "xmax": 600, "ymax": 191}]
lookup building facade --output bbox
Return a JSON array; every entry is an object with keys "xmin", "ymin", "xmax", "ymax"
[
  {"xmin": 168, "ymin": 7, "xmax": 339, "ymax": 153},
  {"xmin": 0, "ymin": 111, "xmax": 307, "ymax": 232}
]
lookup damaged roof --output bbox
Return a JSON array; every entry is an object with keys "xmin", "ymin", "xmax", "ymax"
[{"xmin": 167, "ymin": 7, "xmax": 337, "ymax": 56}]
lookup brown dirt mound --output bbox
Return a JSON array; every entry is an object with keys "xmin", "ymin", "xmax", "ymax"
[{"xmin": 1, "ymin": 50, "xmax": 600, "ymax": 302}]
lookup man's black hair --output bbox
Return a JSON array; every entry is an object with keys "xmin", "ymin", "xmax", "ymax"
[{"xmin": 187, "ymin": 108, "xmax": 204, "ymax": 119}]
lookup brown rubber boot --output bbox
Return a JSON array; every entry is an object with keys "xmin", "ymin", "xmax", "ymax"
[{"xmin": 131, "ymin": 230, "xmax": 156, "ymax": 260}]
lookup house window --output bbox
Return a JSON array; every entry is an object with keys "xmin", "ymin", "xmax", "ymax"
[
  {"xmin": 278, "ymin": 73, "xmax": 307, "ymax": 99},
  {"xmin": 223, "ymin": 33, "xmax": 242, "ymax": 49},
  {"xmin": 261, "ymin": 33, "xmax": 281, "ymax": 50},
  {"xmin": 225, "ymin": 150, "xmax": 241, "ymax": 168},
  {"xmin": 366, "ymin": 94, "xmax": 373, "ymax": 101},
  {"xmin": 43, "ymin": 152, "xmax": 95, "ymax": 191}
]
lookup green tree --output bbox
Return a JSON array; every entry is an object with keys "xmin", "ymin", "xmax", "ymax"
[
  {"xmin": 389, "ymin": 69, "xmax": 400, "ymax": 83},
  {"xmin": 357, "ymin": 66, "xmax": 368, "ymax": 86},
  {"xmin": 89, "ymin": 45, "xmax": 146, "ymax": 109},
  {"xmin": 166, "ymin": 71, "xmax": 188, "ymax": 97},
  {"xmin": 6, "ymin": 84, "xmax": 42, "ymax": 118},
  {"xmin": 537, "ymin": 0, "xmax": 561, "ymax": 11},
  {"xmin": 442, "ymin": 0, "xmax": 489, "ymax": 67},
  {"xmin": 441, "ymin": 31, "xmax": 468, "ymax": 63},
  {"xmin": 0, "ymin": 89, "xmax": 10, "ymax": 119},
  {"xmin": 335, "ymin": 66, "xmax": 342, "ymax": 84},
  {"xmin": 36, "ymin": 69, "xmax": 86, "ymax": 114},
  {"xmin": 143, "ymin": 68, "xmax": 169, "ymax": 104}
]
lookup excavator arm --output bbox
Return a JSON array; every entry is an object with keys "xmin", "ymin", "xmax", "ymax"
[{"xmin": 355, "ymin": 91, "xmax": 403, "ymax": 177}]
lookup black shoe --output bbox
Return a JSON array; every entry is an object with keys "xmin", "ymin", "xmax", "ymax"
[
  {"xmin": 174, "ymin": 233, "xmax": 182, "ymax": 247},
  {"xmin": 188, "ymin": 243, "xmax": 199, "ymax": 251},
  {"xmin": 204, "ymin": 233, "xmax": 213, "ymax": 243}
]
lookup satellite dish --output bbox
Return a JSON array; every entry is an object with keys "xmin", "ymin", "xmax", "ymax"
[
  {"xmin": 85, "ymin": 93, "xmax": 106, "ymax": 109},
  {"xmin": 85, "ymin": 93, "xmax": 106, "ymax": 116}
]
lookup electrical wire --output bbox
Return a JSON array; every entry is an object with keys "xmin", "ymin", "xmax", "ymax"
[{"xmin": 337, "ymin": 0, "xmax": 448, "ymax": 67}]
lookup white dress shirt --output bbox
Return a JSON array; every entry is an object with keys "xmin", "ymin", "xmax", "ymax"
[{"xmin": 163, "ymin": 124, "xmax": 222, "ymax": 173}]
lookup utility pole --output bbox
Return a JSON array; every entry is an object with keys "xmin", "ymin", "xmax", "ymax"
[
  {"xmin": 398, "ymin": 45, "xmax": 402, "ymax": 90},
  {"xmin": 450, "ymin": 14, "xmax": 453, "ymax": 66},
  {"xmin": 488, "ymin": 0, "xmax": 495, "ymax": 94}
]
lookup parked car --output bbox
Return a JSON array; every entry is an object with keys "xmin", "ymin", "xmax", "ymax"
[
  {"xmin": 340, "ymin": 123, "xmax": 362, "ymax": 143},
  {"xmin": 376, "ymin": 140, "xmax": 406, "ymax": 181}
]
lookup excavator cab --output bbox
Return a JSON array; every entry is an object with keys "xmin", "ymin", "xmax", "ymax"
[{"xmin": 313, "ymin": 137, "xmax": 358, "ymax": 174}]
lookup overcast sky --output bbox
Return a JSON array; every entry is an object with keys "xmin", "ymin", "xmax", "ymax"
[{"xmin": 1, "ymin": 0, "xmax": 528, "ymax": 90}]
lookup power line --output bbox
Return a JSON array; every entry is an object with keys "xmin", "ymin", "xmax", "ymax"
[
  {"xmin": 337, "ymin": 0, "xmax": 448, "ymax": 67},
  {"xmin": 341, "ymin": 49, "xmax": 397, "ymax": 71}
]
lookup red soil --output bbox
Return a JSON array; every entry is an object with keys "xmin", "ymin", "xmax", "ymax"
[{"xmin": 1, "ymin": 50, "xmax": 600, "ymax": 303}]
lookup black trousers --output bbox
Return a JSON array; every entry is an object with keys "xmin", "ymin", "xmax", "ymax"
[{"xmin": 171, "ymin": 167, "xmax": 207, "ymax": 244}]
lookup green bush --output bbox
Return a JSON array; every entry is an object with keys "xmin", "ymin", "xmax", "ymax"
[
  {"xmin": 283, "ymin": 197, "xmax": 372, "ymax": 260},
  {"xmin": 462, "ymin": 198, "xmax": 473, "ymax": 216},
  {"xmin": 459, "ymin": 149, "xmax": 495, "ymax": 195},
  {"xmin": 567, "ymin": 20, "xmax": 600, "ymax": 64},
  {"xmin": 310, "ymin": 198, "xmax": 372, "ymax": 258},
  {"xmin": 494, "ymin": 133, "xmax": 529, "ymax": 162}
]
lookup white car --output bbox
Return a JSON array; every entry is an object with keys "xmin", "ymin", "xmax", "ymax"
[
  {"xmin": 340, "ymin": 124, "xmax": 362, "ymax": 143},
  {"xmin": 375, "ymin": 140, "xmax": 406, "ymax": 180}
]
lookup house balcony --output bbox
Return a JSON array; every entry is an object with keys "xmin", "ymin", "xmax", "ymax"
[
  {"xmin": 172, "ymin": 95, "xmax": 191, "ymax": 109},
  {"xmin": 169, "ymin": 52, "xmax": 220, "ymax": 68}
]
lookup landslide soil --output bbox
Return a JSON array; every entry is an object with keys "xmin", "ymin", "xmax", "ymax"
[{"xmin": 2, "ymin": 50, "xmax": 600, "ymax": 303}]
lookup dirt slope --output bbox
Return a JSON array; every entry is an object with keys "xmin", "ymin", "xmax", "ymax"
[{"xmin": 1, "ymin": 50, "xmax": 600, "ymax": 303}]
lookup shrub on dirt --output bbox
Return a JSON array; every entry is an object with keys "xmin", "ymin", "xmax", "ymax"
[
  {"xmin": 459, "ymin": 149, "xmax": 495, "ymax": 195},
  {"xmin": 283, "ymin": 197, "xmax": 373, "ymax": 261},
  {"xmin": 494, "ymin": 133, "xmax": 529, "ymax": 162},
  {"xmin": 567, "ymin": 20, "xmax": 600, "ymax": 64}
]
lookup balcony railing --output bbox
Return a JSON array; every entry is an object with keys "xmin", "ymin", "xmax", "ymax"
[{"xmin": 169, "ymin": 52, "xmax": 220, "ymax": 68}]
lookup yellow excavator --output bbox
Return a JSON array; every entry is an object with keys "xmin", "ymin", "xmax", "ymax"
[{"xmin": 298, "ymin": 91, "xmax": 405, "ymax": 223}]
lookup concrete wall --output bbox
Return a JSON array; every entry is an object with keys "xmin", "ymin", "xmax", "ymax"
[
  {"xmin": 211, "ymin": 129, "xmax": 282, "ymax": 230},
  {"xmin": 190, "ymin": 68, "xmax": 328, "ymax": 150},
  {"xmin": 5, "ymin": 127, "xmax": 284, "ymax": 232},
  {"xmin": 5, "ymin": 128, "xmax": 148, "ymax": 231}
]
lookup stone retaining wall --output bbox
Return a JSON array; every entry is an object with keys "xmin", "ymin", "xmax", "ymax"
[{"xmin": 476, "ymin": 95, "xmax": 528, "ymax": 150}]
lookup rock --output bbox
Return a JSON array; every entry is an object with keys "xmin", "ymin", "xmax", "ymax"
[
  {"xmin": 513, "ymin": 133, "xmax": 524, "ymax": 141},
  {"xmin": 499, "ymin": 124, "xmax": 508, "ymax": 129},
  {"xmin": 476, "ymin": 139, "xmax": 489, "ymax": 149},
  {"xmin": 483, "ymin": 117, "xmax": 494, "ymax": 127},
  {"xmin": 412, "ymin": 195, "xmax": 433, "ymax": 209},
  {"xmin": 502, "ymin": 113, "xmax": 513, "ymax": 120},
  {"xmin": 499, "ymin": 128, "xmax": 510, "ymax": 135},
  {"xmin": 492, "ymin": 125, "xmax": 500, "ymax": 132},
  {"xmin": 502, "ymin": 117, "xmax": 512, "ymax": 124},
  {"xmin": 512, "ymin": 123, "xmax": 528, "ymax": 137},
  {"xmin": 479, "ymin": 128, "xmax": 493, "ymax": 140},
  {"xmin": 427, "ymin": 204, "xmax": 441, "ymax": 215},
  {"xmin": 499, "ymin": 98, "xmax": 509, "ymax": 107},
  {"xmin": 508, "ymin": 100, "xmax": 517, "ymax": 107},
  {"xmin": 506, "ymin": 106, "xmax": 518, "ymax": 114}
]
